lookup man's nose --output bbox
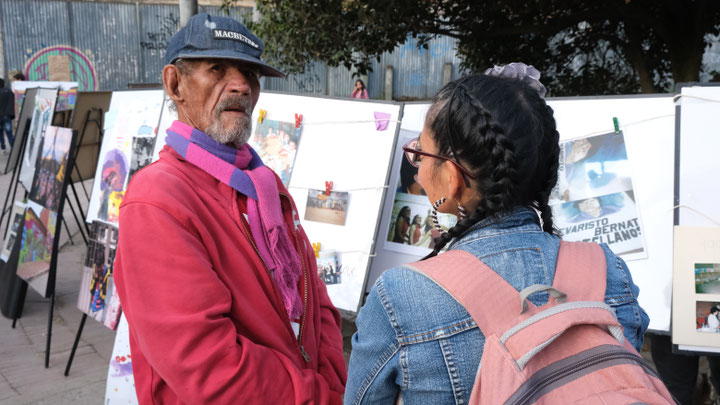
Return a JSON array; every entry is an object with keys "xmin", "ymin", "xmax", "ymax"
[{"xmin": 225, "ymin": 67, "xmax": 253, "ymax": 94}]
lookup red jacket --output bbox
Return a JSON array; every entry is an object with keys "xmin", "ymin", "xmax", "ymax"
[{"xmin": 114, "ymin": 146, "xmax": 347, "ymax": 404}]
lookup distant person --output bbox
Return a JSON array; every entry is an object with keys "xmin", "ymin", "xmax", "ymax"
[
  {"xmin": 350, "ymin": 79, "xmax": 369, "ymax": 99},
  {"xmin": 708, "ymin": 307, "xmax": 720, "ymax": 330},
  {"xmin": 0, "ymin": 78, "xmax": 15, "ymax": 153},
  {"xmin": 12, "ymin": 72, "xmax": 25, "ymax": 82}
]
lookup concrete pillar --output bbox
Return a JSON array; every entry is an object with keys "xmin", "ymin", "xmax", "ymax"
[
  {"xmin": 384, "ymin": 66, "xmax": 393, "ymax": 101},
  {"xmin": 443, "ymin": 63, "xmax": 453, "ymax": 85},
  {"xmin": 179, "ymin": 0, "xmax": 198, "ymax": 28}
]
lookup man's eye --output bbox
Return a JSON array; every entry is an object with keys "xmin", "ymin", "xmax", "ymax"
[{"xmin": 210, "ymin": 64, "xmax": 222, "ymax": 72}]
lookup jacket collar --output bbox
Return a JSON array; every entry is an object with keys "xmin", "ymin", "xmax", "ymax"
[{"xmin": 450, "ymin": 206, "xmax": 543, "ymax": 249}]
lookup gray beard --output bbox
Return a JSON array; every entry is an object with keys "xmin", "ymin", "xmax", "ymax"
[{"xmin": 204, "ymin": 96, "xmax": 253, "ymax": 149}]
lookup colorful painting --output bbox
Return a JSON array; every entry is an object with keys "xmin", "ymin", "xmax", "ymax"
[
  {"xmin": 16, "ymin": 202, "xmax": 57, "ymax": 296},
  {"xmin": 76, "ymin": 221, "xmax": 121, "ymax": 329},
  {"xmin": 550, "ymin": 131, "xmax": 646, "ymax": 259},
  {"xmin": 105, "ymin": 314, "xmax": 139, "ymax": 404},
  {"xmin": 86, "ymin": 90, "xmax": 164, "ymax": 225},
  {"xmin": 29, "ymin": 127, "xmax": 73, "ymax": 212},
  {"xmin": 248, "ymin": 119, "xmax": 300, "ymax": 185},
  {"xmin": 18, "ymin": 88, "xmax": 58, "ymax": 191}
]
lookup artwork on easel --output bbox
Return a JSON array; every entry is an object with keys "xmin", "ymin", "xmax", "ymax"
[
  {"xmin": 248, "ymin": 118, "xmax": 300, "ymax": 185},
  {"xmin": 18, "ymin": 88, "xmax": 58, "ymax": 191},
  {"xmin": 15, "ymin": 126, "xmax": 75, "ymax": 297},
  {"xmin": 4, "ymin": 88, "xmax": 38, "ymax": 175},
  {"xmin": 76, "ymin": 221, "xmax": 121, "ymax": 330},
  {"xmin": 150, "ymin": 96, "xmax": 177, "ymax": 161},
  {"xmin": 0, "ymin": 202, "xmax": 27, "ymax": 262},
  {"xmin": 550, "ymin": 131, "xmax": 647, "ymax": 260},
  {"xmin": 86, "ymin": 90, "xmax": 163, "ymax": 226}
]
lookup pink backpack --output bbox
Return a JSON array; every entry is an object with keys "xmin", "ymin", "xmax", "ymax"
[{"xmin": 407, "ymin": 241, "xmax": 676, "ymax": 405}]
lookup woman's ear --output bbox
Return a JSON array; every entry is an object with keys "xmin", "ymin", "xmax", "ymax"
[{"xmin": 162, "ymin": 65, "xmax": 183, "ymax": 105}]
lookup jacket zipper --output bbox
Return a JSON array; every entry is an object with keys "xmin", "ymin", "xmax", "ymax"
[
  {"xmin": 236, "ymin": 195, "xmax": 310, "ymax": 364},
  {"xmin": 510, "ymin": 350, "xmax": 658, "ymax": 405},
  {"xmin": 280, "ymin": 191, "xmax": 311, "ymax": 363}
]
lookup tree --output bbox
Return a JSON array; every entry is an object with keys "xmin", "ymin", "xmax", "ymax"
[{"xmin": 226, "ymin": 0, "xmax": 720, "ymax": 96}]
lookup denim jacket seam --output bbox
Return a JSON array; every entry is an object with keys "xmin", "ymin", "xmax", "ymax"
[
  {"xmin": 475, "ymin": 247, "xmax": 542, "ymax": 262},
  {"xmin": 377, "ymin": 277, "xmax": 404, "ymax": 337},
  {"xmin": 353, "ymin": 342, "xmax": 402, "ymax": 405},
  {"xmin": 452, "ymin": 229, "xmax": 544, "ymax": 249},
  {"xmin": 397, "ymin": 318, "xmax": 477, "ymax": 344},
  {"xmin": 439, "ymin": 338, "xmax": 465, "ymax": 404}
]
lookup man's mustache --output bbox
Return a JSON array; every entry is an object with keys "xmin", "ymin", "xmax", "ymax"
[{"xmin": 215, "ymin": 96, "xmax": 252, "ymax": 115}]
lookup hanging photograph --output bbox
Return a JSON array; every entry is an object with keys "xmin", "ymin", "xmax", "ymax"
[
  {"xmin": 696, "ymin": 301, "xmax": 720, "ymax": 334},
  {"xmin": 86, "ymin": 90, "xmax": 164, "ymax": 226},
  {"xmin": 248, "ymin": 118, "xmax": 299, "ymax": 185},
  {"xmin": 18, "ymin": 88, "xmax": 58, "ymax": 191},
  {"xmin": 16, "ymin": 201, "xmax": 57, "ymax": 296},
  {"xmin": 0, "ymin": 202, "xmax": 27, "ymax": 262},
  {"xmin": 549, "ymin": 131, "xmax": 646, "ymax": 260},
  {"xmin": 304, "ymin": 189, "xmax": 349, "ymax": 226},
  {"xmin": 552, "ymin": 190, "xmax": 645, "ymax": 257},
  {"xmin": 384, "ymin": 193, "xmax": 456, "ymax": 256},
  {"xmin": 76, "ymin": 221, "xmax": 122, "ymax": 330},
  {"xmin": 696, "ymin": 264, "xmax": 720, "ymax": 294},
  {"xmin": 28, "ymin": 127, "xmax": 73, "ymax": 212},
  {"xmin": 316, "ymin": 250, "xmax": 341, "ymax": 285}
]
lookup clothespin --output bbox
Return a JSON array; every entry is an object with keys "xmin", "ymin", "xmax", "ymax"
[
  {"xmin": 258, "ymin": 109, "xmax": 267, "ymax": 124},
  {"xmin": 295, "ymin": 113, "xmax": 303, "ymax": 129},
  {"xmin": 612, "ymin": 117, "xmax": 620, "ymax": 133},
  {"xmin": 325, "ymin": 181, "xmax": 333, "ymax": 196},
  {"xmin": 312, "ymin": 242, "xmax": 321, "ymax": 258}
]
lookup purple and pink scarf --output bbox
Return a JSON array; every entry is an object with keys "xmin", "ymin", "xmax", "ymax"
[{"xmin": 165, "ymin": 120, "xmax": 303, "ymax": 320}]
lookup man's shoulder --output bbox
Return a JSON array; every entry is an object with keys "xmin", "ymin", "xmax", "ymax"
[{"xmin": 123, "ymin": 153, "xmax": 202, "ymax": 207}]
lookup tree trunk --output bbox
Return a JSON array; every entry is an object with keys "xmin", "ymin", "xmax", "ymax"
[{"xmin": 624, "ymin": 22, "xmax": 658, "ymax": 93}]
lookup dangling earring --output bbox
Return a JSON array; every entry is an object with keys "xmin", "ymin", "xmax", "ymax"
[
  {"xmin": 455, "ymin": 199, "xmax": 467, "ymax": 221},
  {"xmin": 430, "ymin": 197, "xmax": 446, "ymax": 232}
]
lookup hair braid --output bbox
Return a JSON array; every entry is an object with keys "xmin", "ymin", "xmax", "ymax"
[
  {"xmin": 532, "ymin": 103, "xmax": 561, "ymax": 235},
  {"xmin": 424, "ymin": 89, "xmax": 520, "ymax": 259}
]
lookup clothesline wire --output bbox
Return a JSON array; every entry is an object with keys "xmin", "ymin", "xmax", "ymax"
[
  {"xmin": 672, "ymin": 94, "xmax": 720, "ymax": 104},
  {"xmin": 668, "ymin": 204, "xmax": 720, "ymax": 227},
  {"xmin": 289, "ymin": 185, "xmax": 389, "ymax": 192},
  {"xmin": 564, "ymin": 114, "xmax": 675, "ymax": 141},
  {"xmin": 299, "ymin": 119, "xmax": 401, "ymax": 126}
]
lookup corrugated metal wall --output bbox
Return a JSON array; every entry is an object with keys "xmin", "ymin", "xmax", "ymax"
[
  {"xmin": 1, "ymin": 0, "xmax": 462, "ymax": 100},
  {"xmin": 0, "ymin": 0, "xmax": 251, "ymax": 91}
]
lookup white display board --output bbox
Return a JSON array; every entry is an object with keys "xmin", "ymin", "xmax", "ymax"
[
  {"xmin": 368, "ymin": 97, "xmax": 675, "ymax": 332},
  {"xmin": 86, "ymin": 90, "xmax": 164, "ymax": 226}
]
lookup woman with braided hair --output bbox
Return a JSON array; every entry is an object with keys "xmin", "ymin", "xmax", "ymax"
[{"xmin": 345, "ymin": 63, "xmax": 650, "ymax": 404}]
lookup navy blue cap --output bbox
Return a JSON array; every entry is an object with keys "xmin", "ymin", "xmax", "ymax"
[{"xmin": 164, "ymin": 13, "xmax": 284, "ymax": 78}]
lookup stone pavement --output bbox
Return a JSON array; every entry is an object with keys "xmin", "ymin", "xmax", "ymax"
[{"xmin": 0, "ymin": 150, "xmax": 114, "ymax": 405}]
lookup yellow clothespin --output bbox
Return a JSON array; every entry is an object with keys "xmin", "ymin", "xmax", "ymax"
[
  {"xmin": 258, "ymin": 109, "xmax": 267, "ymax": 124},
  {"xmin": 312, "ymin": 242, "xmax": 321, "ymax": 258}
]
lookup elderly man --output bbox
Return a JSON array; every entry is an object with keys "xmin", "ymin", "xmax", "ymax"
[{"xmin": 114, "ymin": 13, "xmax": 346, "ymax": 404}]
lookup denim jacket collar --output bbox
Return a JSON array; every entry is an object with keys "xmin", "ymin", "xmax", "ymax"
[{"xmin": 449, "ymin": 206, "xmax": 542, "ymax": 250}]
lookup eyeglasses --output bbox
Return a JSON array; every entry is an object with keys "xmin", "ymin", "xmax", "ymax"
[{"xmin": 401, "ymin": 138, "xmax": 476, "ymax": 179}]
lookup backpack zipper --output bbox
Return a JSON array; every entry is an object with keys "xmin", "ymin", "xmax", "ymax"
[{"xmin": 509, "ymin": 349, "xmax": 658, "ymax": 405}]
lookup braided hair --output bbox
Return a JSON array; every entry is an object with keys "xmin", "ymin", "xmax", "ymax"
[{"xmin": 424, "ymin": 71, "xmax": 561, "ymax": 259}]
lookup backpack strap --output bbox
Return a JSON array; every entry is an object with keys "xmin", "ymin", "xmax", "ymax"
[
  {"xmin": 406, "ymin": 250, "xmax": 541, "ymax": 337},
  {"xmin": 552, "ymin": 241, "xmax": 607, "ymax": 301}
]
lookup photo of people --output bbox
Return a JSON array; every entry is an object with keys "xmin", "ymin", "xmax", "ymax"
[
  {"xmin": 552, "ymin": 131, "xmax": 632, "ymax": 203},
  {"xmin": 695, "ymin": 263, "xmax": 720, "ymax": 294},
  {"xmin": 127, "ymin": 136, "xmax": 155, "ymax": 185},
  {"xmin": 76, "ymin": 221, "xmax": 122, "ymax": 330},
  {"xmin": 316, "ymin": 250, "xmax": 342, "ymax": 285},
  {"xmin": 16, "ymin": 201, "xmax": 58, "ymax": 296},
  {"xmin": 28, "ymin": 127, "xmax": 73, "ymax": 212},
  {"xmin": 552, "ymin": 191, "xmax": 645, "ymax": 257},
  {"xmin": 0, "ymin": 202, "xmax": 26, "ymax": 262},
  {"xmin": 696, "ymin": 301, "xmax": 720, "ymax": 333},
  {"xmin": 304, "ymin": 189, "xmax": 349, "ymax": 226},
  {"xmin": 97, "ymin": 149, "xmax": 128, "ymax": 225},
  {"xmin": 248, "ymin": 119, "xmax": 299, "ymax": 185},
  {"xmin": 384, "ymin": 194, "xmax": 456, "ymax": 256}
]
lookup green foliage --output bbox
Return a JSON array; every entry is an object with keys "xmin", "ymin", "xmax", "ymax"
[{"xmin": 221, "ymin": 0, "xmax": 720, "ymax": 96}]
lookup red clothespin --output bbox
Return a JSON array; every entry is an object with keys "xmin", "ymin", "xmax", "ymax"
[
  {"xmin": 325, "ymin": 181, "xmax": 333, "ymax": 196},
  {"xmin": 258, "ymin": 109, "xmax": 267, "ymax": 124},
  {"xmin": 295, "ymin": 113, "xmax": 303, "ymax": 129},
  {"xmin": 312, "ymin": 242, "xmax": 321, "ymax": 258}
]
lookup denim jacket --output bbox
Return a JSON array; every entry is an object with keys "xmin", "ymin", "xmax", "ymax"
[{"xmin": 345, "ymin": 208, "xmax": 650, "ymax": 405}]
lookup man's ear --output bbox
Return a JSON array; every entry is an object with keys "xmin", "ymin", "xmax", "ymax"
[{"xmin": 162, "ymin": 65, "xmax": 183, "ymax": 105}]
